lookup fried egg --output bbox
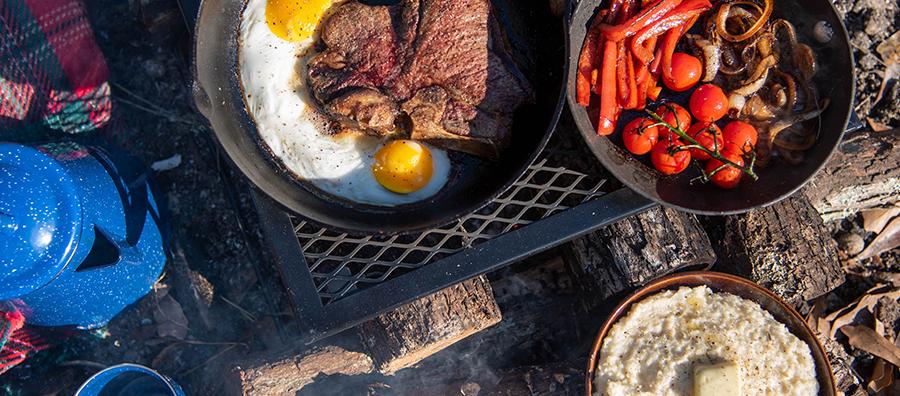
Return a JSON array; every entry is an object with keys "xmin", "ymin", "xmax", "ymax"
[{"xmin": 239, "ymin": 0, "xmax": 450, "ymax": 206}]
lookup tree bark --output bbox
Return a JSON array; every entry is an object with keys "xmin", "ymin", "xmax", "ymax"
[
  {"xmin": 223, "ymin": 346, "xmax": 373, "ymax": 396},
  {"xmin": 805, "ymin": 128, "xmax": 900, "ymax": 221},
  {"xmin": 357, "ymin": 275, "xmax": 502, "ymax": 374},
  {"xmin": 563, "ymin": 206, "xmax": 716, "ymax": 301},
  {"xmin": 716, "ymin": 194, "xmax": 846, "ymax": 311}
]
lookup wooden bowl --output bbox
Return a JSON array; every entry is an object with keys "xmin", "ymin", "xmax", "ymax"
[{"xmin": 585, "ymin": 271, "xmax": 836, "ymax": 396}]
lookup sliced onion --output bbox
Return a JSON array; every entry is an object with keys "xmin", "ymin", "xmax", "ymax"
[
  {"xmin": 742, "ymin": 95, "xmax": 778, "ymax": 120},
  {"xmin": 728, "ymin": 92, "xmax": 747, "ymax": 117},
  {"xmin": 716, "ymin": 0, "xmax": 774, "ymax": 42},
  {"xmin": 693, "ymin": 38, "xmax": 722, "ymax": 82}
]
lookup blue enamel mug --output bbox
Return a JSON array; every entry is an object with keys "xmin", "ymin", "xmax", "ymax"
[{"xmin": 75, "ymin": 364, "xmax": 185, "ymax": 396}]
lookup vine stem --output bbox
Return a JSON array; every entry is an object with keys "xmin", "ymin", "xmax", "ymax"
[{"xmin": 646, "ymin": 108, "xmax": 759, "ymax": 181}]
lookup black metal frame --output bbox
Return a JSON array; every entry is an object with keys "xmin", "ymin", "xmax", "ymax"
[{"xmin": 254, "ymin": 185, "xmax": 653, "ymax": 342}]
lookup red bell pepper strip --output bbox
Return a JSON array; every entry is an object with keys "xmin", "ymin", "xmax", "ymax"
[
  {"xmin": 649, "ymin": 42, "xmax": 664, "ymax": 75},
  {"xmin": 658, "ymin": 26, "xmax": 681, "ymax": 84},
  {"xmin": 616, "ymin": 41, "xmax": 630, "ymax": 106},
  {"xmin": 625, "ymin": 48, "xmax": 639, "ymax": 109},
  {"xmin": 636, "ymin": 75, "xmax": 649, "ymax": 109},
  {"xmin": 631, "ymin": 0, "xmax": 710, "ymax": 64},
  {"xmin": 635, "ymin": 36, "xmax": 657, "ymax": 84},
  {"xmin": 600, "ymin": 0, "xmax": 682, "ymax": 42},
  {"xmin": 598, "ymin": 40, "xmax": 618, "ymax": 136},
  {"xmin": 660, "ymin": 12, "xmax": 702, "ymax": 86},
  {"xmin": 576, "ymin": 11, "xmax": 608, "ymax": 106}
]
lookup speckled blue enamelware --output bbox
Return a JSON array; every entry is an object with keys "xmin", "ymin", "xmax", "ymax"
[
  {"xmin": 75, "ymin": 363, "xmax": 185, "ymax": 396},
  {"xmin": 0, "ymin": 142, "xmax": 166, "ymax": 328}
]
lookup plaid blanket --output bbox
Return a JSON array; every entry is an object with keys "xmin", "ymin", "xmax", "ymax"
[
  {"xmin": 0, "ymin": 0, "xmax": 111, "ymax": 141},
  {"xmin": 0, "ymin": 0, "xmax": 112, "ymax": 374},
  {"xmin": 0, "ymin": 302, "xmax": 48, "ymax": 375}
]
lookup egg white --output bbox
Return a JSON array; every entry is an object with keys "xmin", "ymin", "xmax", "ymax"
[{"xmin": 238, "ymin": 0, "xmax": 450, "ymax": 206}]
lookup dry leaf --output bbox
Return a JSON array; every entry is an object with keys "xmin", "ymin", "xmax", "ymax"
[
  {"xmin": 862, "ymin": 206, "xmax": 900, "ymax": 234},
  {"xmin": 867, "ymin": 117, "xmax": 892, "ymax": 132},
  {"xmin": 856, "ymin": 216, "xmax": 900, "ymax": 261},
  {"xmin": 154, "ymin": 293, "xmax": 189, "ymax": 340},
  {"xmin": 868, "ymin": 358, "xmax": 894, "ymax": 393},
  {"xmin": 875, "ymin": 31, "xmax": 900, "ymax": 106},
  {"xmin": 841, "ymin": 325, "xmax": 900, "ymax": 367},
  {"xmin": 825, "ymin": 285, "xmax": 900, "ymax": 338}
]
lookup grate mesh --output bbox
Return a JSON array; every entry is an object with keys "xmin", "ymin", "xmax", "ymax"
[{"xmin": 290, "ymin": 131, "xmax": 611, "ymax": 305}]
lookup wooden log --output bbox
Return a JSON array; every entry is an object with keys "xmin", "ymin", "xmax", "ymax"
[
  {"xmin": 357, "ymin": 275, "xmax": 502, "ymax": 374},
  {"xmin": 223, "ymin": 345, "xmax": 373, "ymax": 396},
  {"xmin": 563, "ymin": 206, "xmax": 717, "ymax": 302},
  {"xmin": 805, "ymin": 128, "xmax": 900, "ymax": 221},
  {"xmin": 715, "ymin": 194, "xmax": 845, "ymax": 310}
]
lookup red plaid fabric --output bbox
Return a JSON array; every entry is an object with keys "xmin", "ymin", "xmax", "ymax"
[
  {"xmin": 1, "ymin": 0, "xmax": 113, "ymax": 374},
  {"xmin": 0, "ymin": 302, "xmax": 48, "ymax": 375},
  {"xmin": 0, "ymin": 0, "xmax": 111, "ymax": 139}
]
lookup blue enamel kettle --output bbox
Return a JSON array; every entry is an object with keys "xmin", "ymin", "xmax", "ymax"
[{"xmin": 0, "ymin": 142, "xmax": 166, "ymax": 328}]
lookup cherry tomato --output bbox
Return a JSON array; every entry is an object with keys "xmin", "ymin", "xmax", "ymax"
[
  {"xmin": 622, "ymin": 117, "xmax": 659, "ymax": 155},
  {"xmin": 664, "ymin": 53, "xmax": 702, "ymax": 92},
  {"xmin": 687, "ymin": 122, "xmax": 724, "ymax": 161},
  {"xmin": 705, "ymin": 150, "xmax": 745, "ymax": 189},
  {"xmin": 722, "ymin": 121, "xmax": 758, "ymax": 153},
  {"xmin": 689, "ymin": 84, "xmax": 728, "ymax": 122},
  {"xmin": 656, "ymin": 103, "xmax": 692, "ymax": 141},
  {"xmin": 651, "ymin": 140, "xmax": 692, "ymax": 175}
]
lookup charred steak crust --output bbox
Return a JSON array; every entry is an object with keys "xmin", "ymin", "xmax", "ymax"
[{"xmin": 308, "ymin": 0, "xmax": 534, "ymax": 159}]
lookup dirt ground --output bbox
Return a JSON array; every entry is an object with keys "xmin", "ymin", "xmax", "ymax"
[{"xmin": 2, "ymin": 0, "xmax": 899, "ymax": 395}]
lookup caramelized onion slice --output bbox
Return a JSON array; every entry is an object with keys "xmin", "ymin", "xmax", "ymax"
[{"xmin": 716, "ymin": 0, "xmax": 773, "ymax": 42}]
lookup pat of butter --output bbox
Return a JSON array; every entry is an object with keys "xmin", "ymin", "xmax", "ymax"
[{"xmin": 693, "ymin": 362, "xmax": 741, "ymax": 396}]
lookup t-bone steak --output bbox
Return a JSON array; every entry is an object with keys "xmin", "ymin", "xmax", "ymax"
[{"xmin": 308, "ymin": 0, "xmax": 534, "ymax": 159}]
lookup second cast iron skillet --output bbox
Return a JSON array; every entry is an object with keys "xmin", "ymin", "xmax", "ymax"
[{"xmin": 565, "ymin": 0, "xmax": 855, "ymax": 214}]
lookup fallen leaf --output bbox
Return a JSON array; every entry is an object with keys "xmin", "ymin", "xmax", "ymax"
[
  {"xmin": 878, "ymin": 31, "xmax": 900, "ymax": 64},
  {"xmin": 862, "ymin": 206, "xmax": 900, "ymax": 234},
  {"xmin": 867, "ymin": 358, "xmax": 893, "ymax": 393},
  {"xmin": 856, "ymin": 216, "xmax": 900, "ymax": 261},
  {"xmin": 825, "ymin": 285, "xmax": 900, "ymax": 338},
  {"xmin": 154, "ymin": 293, "xmax": 189, "ymax": 340},
  {"xmin": 841, "ymin": 325, "xmax": 900, "ymax": 367},
  {"xmin": 875, "ymin": 31, "xmax": 900, "ymax": 106},
  {"xmin": 867, "ymin": 117, "xmax": 892, "ymax": 132}
]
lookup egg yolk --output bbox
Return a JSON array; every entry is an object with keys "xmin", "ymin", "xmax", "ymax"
[
  {"xmin": 372, "ymin": 140, "xmax": 434, "ymax": 194},
  {"xmin": 265, "ymin": 0, "xmax": 333, "ymax": 42}
]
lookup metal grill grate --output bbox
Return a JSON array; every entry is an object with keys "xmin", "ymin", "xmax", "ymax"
[{"xmin": 290, "ymin": 141, "xmax": 609, "ymax": 305}]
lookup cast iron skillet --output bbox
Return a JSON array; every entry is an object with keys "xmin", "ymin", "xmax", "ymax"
[
  {"xmin": 566, "ymin": 0, "xmax": 854, "ymax": 215},
  {"xmin": 192, "ymin": 0, "xmax": 566, "ymax": 235}
]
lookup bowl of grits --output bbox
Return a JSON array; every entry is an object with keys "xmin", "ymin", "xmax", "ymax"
[{"xmin": 586, "ymin": 271, "xmax": 836, "ymax": 396}]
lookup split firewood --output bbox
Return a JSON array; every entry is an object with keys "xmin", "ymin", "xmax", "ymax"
[
  {"xmin": 805, "ymin": 129, "xmax": 900, "ymax": 221},
  {"xmin": 222, "ymin": 345, "xmax": 373, "ymax": 396},
  {"xmin": 563, "ymin": 206, "xmax": 716, "ymax": 302},
  {"xmin": 357, "ymin": 275, "xmax": 502, "ymax": 374},
  {"xmin": 715, "ymin": 194, "xmax": 845, "ymax": 311}
]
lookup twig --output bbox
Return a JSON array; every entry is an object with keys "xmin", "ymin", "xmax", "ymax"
[
  {"xmin": 220, "ymin": 296, "xmax": 258, "ymax": 322},
  {"xmin": 59, "ymin": 360, "xmax": 107, "ymax": 371}
]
